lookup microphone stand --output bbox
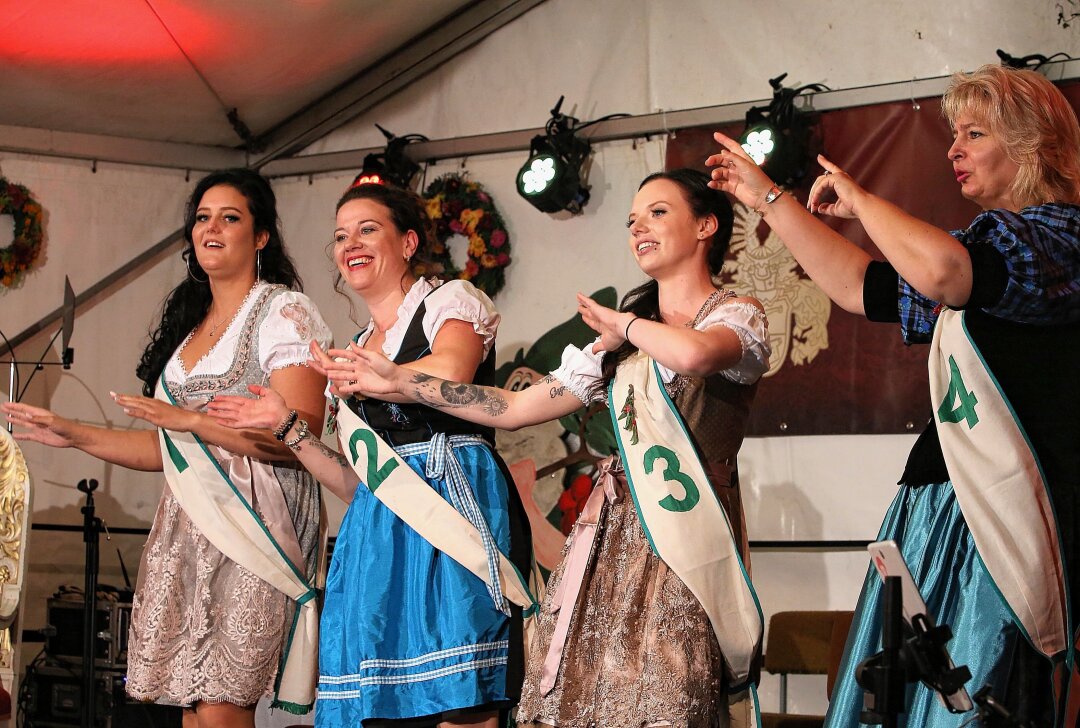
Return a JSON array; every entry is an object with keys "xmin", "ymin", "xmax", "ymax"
[
  {"xmin": 3, "ymin": 276, "xmax": 76, "ymax": 431},
  {"xmin": 2, "ymin": 326, "xmax": 73, "ymax": 432},
  {"xmin": 78, "ymin": 478, "xmax": 101, "ymax": 728}
]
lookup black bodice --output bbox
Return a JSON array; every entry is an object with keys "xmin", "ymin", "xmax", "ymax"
[{"xmin": 344, "ymin": 294, "xmax": 497, "ymax": 447}]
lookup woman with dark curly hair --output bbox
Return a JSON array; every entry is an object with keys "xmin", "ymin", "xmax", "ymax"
[
  {"xmin": 3, "ymin": 169, "xmax": 331, "ymax": 726},
  {"xmin": 209, "ymin": 181, "xmax": 535, "ymax": 727},
  {"xmin": 310, "ymin": 169, "xmax": 772, "ymax": 727}
]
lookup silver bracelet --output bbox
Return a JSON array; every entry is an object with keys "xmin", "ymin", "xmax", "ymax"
[
  {"xmin": 755, "ymin": 185, "xmax": 784, "ymax": 216},
  {"xmin": 283, "ymin": 419, "xmax": 311, "ymax": 451}
]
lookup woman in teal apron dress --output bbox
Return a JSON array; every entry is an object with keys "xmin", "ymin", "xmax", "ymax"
[
  {"xmin": 708, "ymin": 64, "xmax": 1080, "ymax": 726},
  {"xmin": 332, "ymin": 169, "xmax": 773, "ymax": 727},
  {"xmin": 209, "ymin": 182, "xmax": 534, "ymax": 727}
]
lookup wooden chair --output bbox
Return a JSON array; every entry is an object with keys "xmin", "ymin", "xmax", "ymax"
[{"xmin": 760, "ymin": 610, "xmax": 855, "ymax": 728}]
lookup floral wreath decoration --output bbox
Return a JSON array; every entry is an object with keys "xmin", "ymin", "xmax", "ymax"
[
  {"xmin": 419, "ymin": 174, "xmax": 511, "ymax": 298},
  {"xmin": 0, "ymin": 178, "xmax": 44, "ymax": 289}
]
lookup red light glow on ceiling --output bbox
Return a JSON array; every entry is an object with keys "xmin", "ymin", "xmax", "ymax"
[{"xmin": 0, "ymin": 2, "xmax": 214, "ymax": 66}]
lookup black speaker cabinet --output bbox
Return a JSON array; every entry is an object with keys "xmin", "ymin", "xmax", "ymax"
[
  {"xmin": 25, "ymin": 663, "xmax": 181, "ymax": 727},
  {"xmin": 45, "ymin": 598, "xmax": 131, "ymax": 669}
]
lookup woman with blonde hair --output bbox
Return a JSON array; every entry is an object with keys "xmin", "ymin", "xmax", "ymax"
[{"xmin": 709, "ymin": 65, "xmax": 1080, "ymax": 726}]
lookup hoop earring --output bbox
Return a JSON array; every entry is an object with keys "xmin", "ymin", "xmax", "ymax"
[
  {"xmin": 187, "ymin": 260, "xmax": 207, "ymax": 284},
  {"xmin": 256, "ymin": 249, "xmax": 262, "ymax": 280}
]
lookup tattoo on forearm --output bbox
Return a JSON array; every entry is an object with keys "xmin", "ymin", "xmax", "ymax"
[
  {"xmin": 535, "ymin": 373, "xmax": 566, "ymax": 398},
  {"xmin": 405, "ymin": 376, "xmax": 509, "ymax": 418},
  {"xmin": 440, "ymin": 381, "xmax": 479, "ymax": 405},
  {"xmin": 307, "ymin": 434, "xmax": 349, "ymax": 466}
]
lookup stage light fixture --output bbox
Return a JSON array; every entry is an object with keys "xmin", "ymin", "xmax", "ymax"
[
  {"xmin": 738, "ymin": 73, "xmax": 829, "ymax": 187},
  {"xmin": 349, "ymin": 125, "xmax": 429, "ymax": 190},
  {"xmin": 516, "ymin": 97, "xmax": 626, "ymax": 215},
  {"xmin": 996, "ymin": 48, "xmax": 1071, "ymax": 70}
]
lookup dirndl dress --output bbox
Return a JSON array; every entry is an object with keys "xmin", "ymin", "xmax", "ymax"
[{"xmin": 317, "ymin": 278, "xmax": 532, "ymax": 726}]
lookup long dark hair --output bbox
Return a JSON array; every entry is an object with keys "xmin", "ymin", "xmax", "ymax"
[
  {"xmin": 329, "ymin": 183, "xmax": 436, "ymax": 318},
  {"xmin": 595, "ymin": 168, "xmax": 734, "ymax": 396},
  {"xmin": 135, "ymin": 169, "xmax": 302, "ymax": 395}
]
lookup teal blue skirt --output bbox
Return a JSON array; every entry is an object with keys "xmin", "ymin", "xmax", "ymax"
[
  {"xmin": 316, "ymin": 437, "xmax": 516, "ymax": 726},
  {"xmin": 825, "ymin": 481, "xmax": 1057, "ymax": 727}
]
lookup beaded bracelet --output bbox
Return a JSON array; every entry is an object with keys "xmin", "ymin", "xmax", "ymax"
[
  {"xmin": 283, "ymin": 419, "xmax": 311, "ymax": 451},
  {"xmin": 273, "ymin": 410, "xmax": 298, "ymax": 441}
]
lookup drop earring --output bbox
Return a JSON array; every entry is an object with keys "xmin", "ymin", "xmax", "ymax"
[
  {"xmin": 187, "ymin": 259, "xmax": 207, "ymax": 283},
  {"xmin": 256, "ymin": 249, "xmax": 262, "ymax": 280}
]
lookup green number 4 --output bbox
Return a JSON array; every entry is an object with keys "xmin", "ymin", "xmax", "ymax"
[
  {"xmin": 937, "ymin": 355, "xmax": 979, "ymax": 429},
  {"xmin": 643, "ymin": 445, "xmax": 700, "ymax": 513}
]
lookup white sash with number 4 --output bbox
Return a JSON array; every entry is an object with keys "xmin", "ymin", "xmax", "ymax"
[
  {"xmin": 609, "ymin": 352, "xmax": 763, "ymax": 689},
  {"xmin": 930, "ymin": 309, "xmax": 1070, "ymax": 660}
]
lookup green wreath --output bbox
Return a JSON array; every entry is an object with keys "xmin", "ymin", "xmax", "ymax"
[
  {"xmin": 0, "ymin": 178, "xmax": 44, "ymax": 289},
  {"xmin": 418, "ymin": 174, "xmax": 511, "ymax": 298}
]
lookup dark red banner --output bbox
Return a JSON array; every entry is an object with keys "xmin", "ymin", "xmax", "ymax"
[{"xmin": 666, "ymin": 82, "xmax": 1080, "ymax": 436}]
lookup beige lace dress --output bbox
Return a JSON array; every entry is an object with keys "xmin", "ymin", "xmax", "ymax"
[
  {"xmin": 516, "ymin": 292, "xmax": 770, "ymax": 728},
  {"xmin": 126, "ymin": 283, "xmax": 332, "ymax": 707}
]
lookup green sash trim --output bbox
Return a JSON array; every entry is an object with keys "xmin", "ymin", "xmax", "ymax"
[
  {"xmin": 930, "ymin": 310, "xmax": 1071, "ymax": 666},
  {"xmin": 156, "ymin": 374, "xmax": 318, "ymax": 712},
  {"xmin": 333, "ymin": 400, "xmax": 537, "ymax": 611},
  {"xmin": 608, "ymin": 352, "xmax": 762, "ymax": 687}
]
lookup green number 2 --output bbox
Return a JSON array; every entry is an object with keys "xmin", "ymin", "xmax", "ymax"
[
  {"xmin": 348, "ymin": 429, "xmax": 400, "ymax": 492},
  {"xmin": 643, "ymin": 445, "xmax": 700, "ymax": 513},
  {"xmin": 937, "ymin": 355, "xmax": 979, "ymax": 429}
]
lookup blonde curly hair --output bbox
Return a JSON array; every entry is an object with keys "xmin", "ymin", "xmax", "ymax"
[{"xmin": 942, "ymin": 64, "xmax": 1080, "ymax": 208}]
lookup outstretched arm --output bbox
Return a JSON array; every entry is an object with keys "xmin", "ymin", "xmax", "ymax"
[
  {"xmin": 706, "ymin": 134, "xmax": 871, "ymax": 314},
  {"xmin": 3, "ymin": 401, "xmax": 163, "ymax": 471},
  {"xmin": 576, "ymin": 292, "xmax": 764, "ymax": 378},
  {"xmin": 336, "ymin": 345, "xmax": 586, "ymax": 432},
  {"xmin": 208, "ymin": 384, "xmax": 358, "ymax": 503},
  {"xmin": 112, "ymin": 363, "xmax": 326, "ymax": 462},
  {"xmin": 707, "ymin": 133, "xmax": 973, "ymax": 309}
]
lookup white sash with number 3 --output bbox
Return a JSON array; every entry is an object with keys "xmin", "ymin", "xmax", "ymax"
[{"xmin": 609, "ymin": 352, "xmax": 763, "ymax": 691}]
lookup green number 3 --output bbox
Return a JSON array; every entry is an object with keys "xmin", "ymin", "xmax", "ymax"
[
  {"xmin": 348, "ymin": 429, "xmax": 400, "ymax": 492},
  {"xmin": 937, "ymin": 355, "xmax": 979, "ymax": 429},
  {"xmin": 643, "ymin": 445, "xmax": 700, "ymax": 513}
]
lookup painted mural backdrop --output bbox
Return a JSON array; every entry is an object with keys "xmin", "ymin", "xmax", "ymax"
[{"xmin": 665, "ymin": 82, "xmax": 1080, "ymax": 434}]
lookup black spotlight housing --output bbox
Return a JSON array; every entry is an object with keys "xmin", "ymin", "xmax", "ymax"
[
  {"xmin": 995, "ymin": 48, "xmax": 1070, "ymax": 70},
  {"xmin": 516, "ymin": 97, "xmax": 593, "ymax": 215},
  {"xmin": 738, "ymin": 73, "xmax": 828, "ymax": 187},
  {"xmin": 350, "ymin": 125, "xmax": 429, "ymax": 190}
]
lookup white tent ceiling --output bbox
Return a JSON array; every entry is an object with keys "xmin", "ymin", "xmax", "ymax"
[{"xmin": 0, "ymin": 0, "xmax": 541, "ymax": 168}]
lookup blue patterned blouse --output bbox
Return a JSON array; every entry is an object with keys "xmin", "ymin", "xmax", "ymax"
[{"xmin": 887, "ymin": 203, "xmax": 1080, "ymax": 343}]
